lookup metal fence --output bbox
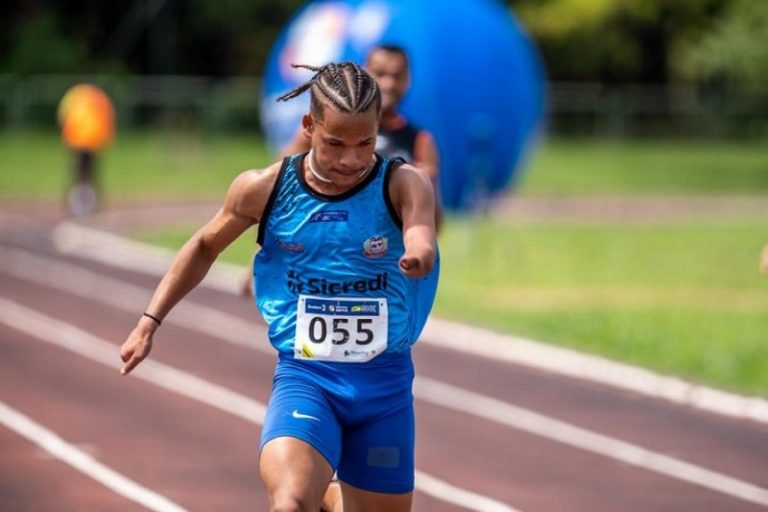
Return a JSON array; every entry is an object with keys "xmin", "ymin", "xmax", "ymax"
[
  {"xmin": 0, "ymin": 74, "xmax": 264, "ymax": 132},
  {"xmin": 2, "ymin": 74, "xmax": 767, "ymax": 137},
  {"xmin": 546, "ymin": 82, "xmax": 768, "ymax": 138}
]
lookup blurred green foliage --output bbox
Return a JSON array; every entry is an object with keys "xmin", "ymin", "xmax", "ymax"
[
  {"xmin": 514, "ymin": 0, "xmax": 729, "ymax": 83},
  {"xmin": 676, "ymin": 0, "xmax": 768, "ymax": 88},
  {"xmin": 3, "ymin": 10, "xmax": 84, "ymax": 74},
  {"xmin": 0, "ymin": 0, "xmax": 304, "ymax": 76},
  {"xmin": 1, "ymin": 0, "xmax": 766, "ymax": 89}
]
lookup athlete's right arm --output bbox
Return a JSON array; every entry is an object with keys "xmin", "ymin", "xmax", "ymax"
[
  {"xmin": 237, "ymin": 126, "xmax": 309, "ymax": 298},
  {"xmin": 119, "ymin": 163, "xmax": 281, "ymax": 375}
]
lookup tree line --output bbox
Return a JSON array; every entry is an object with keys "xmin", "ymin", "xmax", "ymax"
[{"xmin": 1, "ymin": 0, "xmax": 766, "ymax": 88}]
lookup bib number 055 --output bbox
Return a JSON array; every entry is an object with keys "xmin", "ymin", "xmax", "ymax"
[{"xmin": 295, "ymin": 295, "xmax": 388, "ymax": 363}]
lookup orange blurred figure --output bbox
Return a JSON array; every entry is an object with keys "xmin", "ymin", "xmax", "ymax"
[
  {"xmin": 57, "ymin": 84, "xmax": 115, "ymax": 215},
  {"xmin": 59, "ymin": 84, "xmax": 115, "ymax": 151}
]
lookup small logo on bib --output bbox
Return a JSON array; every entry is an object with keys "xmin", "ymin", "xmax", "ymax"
[{"xmin": 363, "ymin": 235, "xmax": 388, "ymax": 258}]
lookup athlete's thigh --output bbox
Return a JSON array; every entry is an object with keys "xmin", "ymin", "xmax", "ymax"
[
  {"xmin": 259, "ymin": 374, "xmax": 342, "ymax": 509},
  {"xmin": 339, "ymin": 481, "xmax": 413, "ymax": 512},
  {"xmin": 260, "ymin": 372, "xmax": 343, "ymax": 469},
  {"xmin": 337, "ymin": 403, "xmax": 415, "ymax": 494},
  {"xmin": 260, "ymin": 437, "xmax": 335, "ymax": 510}
]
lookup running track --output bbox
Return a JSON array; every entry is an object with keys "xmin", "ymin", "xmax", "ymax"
[{"xmin": 1, "ymin": 207, "xmax": 767, "ymax": 511}]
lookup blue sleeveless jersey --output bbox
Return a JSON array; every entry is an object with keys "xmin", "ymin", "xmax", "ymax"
[{"xmin": 254, "ymin": 153, "xmax": 439, "ymax": 359}]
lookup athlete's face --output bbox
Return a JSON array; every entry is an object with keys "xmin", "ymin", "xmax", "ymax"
[
  {"xmin": 365, "ymin": 50, "xmax": 409, "ymax": 114},
  {"xmin": 303, "ymin": 104, "xmax": 379, "ymax": 188}
]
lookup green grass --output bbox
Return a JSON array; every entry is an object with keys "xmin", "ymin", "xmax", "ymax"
[
  {"xmin": 4, "ymin": 130, "xmax": 768, "ymax": 395},
  {"xmin": 517, "ymin": 137, "xmax": 768, "ymax": 196},
  {"xmin": 139, "ymin": 224, "xmax": 259, "ymax": 269},
  {"xmin": 0, "ymin": 130, "xmax": 272, "ymax": 201},
  {"xmin": 2, "ymin": 130, "xmax": 768, "ymax": 199},
  {"xmin": 434, "ymin": 218, "xmax": 768, "ymax": 395},
  {"xmin": 137, "ymin": 218, "xmax": 768, "ymax": 396}
]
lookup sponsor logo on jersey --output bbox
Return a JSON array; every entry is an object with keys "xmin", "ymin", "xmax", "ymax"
[
  {"xmin": 309, "ymin": 210, "xmax": 349, "ymax": 223},
  {"xmin": 274, "ymin": 237, "xmax": 304, "ymax": 253},
  {"xmin": 344, "ymin": 349, "xmax": 377, "ymax": 357},
  {"xmin": 363, "ymin": 235, "xmax": 388, "ymax": 258},
  {"xmin": 287, "ymin": 270, "xmax": 388, "ymax": 295},
  {"xmin": 303, "ymin": 298, "xmax": 380, "ymax": 316}
]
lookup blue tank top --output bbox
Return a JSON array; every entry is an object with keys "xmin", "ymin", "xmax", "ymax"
[{"xmin": 254, "ymin": 152, "xmax": 439, "ymax": 361}]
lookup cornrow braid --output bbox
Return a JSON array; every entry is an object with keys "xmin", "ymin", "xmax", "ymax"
[{"xmin": 276, "ymin": 62, "xmax": 381, "ymax": 120}]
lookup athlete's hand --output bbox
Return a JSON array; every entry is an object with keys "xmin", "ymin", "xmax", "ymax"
[{"xmin": 120, "ymin": 317, "xmax": 157, "ymax": 375}]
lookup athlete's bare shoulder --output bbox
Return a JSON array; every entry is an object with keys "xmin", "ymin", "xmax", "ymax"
[
  {"xmin": 390, "ymin": 161, "xmax": 425, "ymax": 177},
  {"xmin": 225, "ymin": 159, "xmax": 284, "ymax": 224},
  {"xmin": 389, "ymin": 162, "xmax": 432, "ymax": 199}
]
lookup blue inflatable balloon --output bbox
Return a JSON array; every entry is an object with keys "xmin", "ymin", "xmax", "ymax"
[{"xmin": 261, "ymin": 0, "xmax": 546, "ymax": 211}]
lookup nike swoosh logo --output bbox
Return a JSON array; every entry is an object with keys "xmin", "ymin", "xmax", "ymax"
[{"xmin": 292, "ymin": 409, "xmax": 320, "ymax": 421}]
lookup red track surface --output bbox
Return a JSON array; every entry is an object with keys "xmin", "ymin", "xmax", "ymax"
[{"xmin": 1, "ymin": 211, "xmax": 767, "ymax": 511}]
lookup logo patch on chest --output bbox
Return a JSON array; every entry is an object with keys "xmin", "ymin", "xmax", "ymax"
[
  {"xmin": 363, "ymin": 235, "xmax": 388, "ymax": 258},
  {"xmin": 275, "ymin": 237, "xmax": 304, "ymax": 253},
  {"xmin": 309, "ymin": 210, "xmax": 349, "ymax": 223}
]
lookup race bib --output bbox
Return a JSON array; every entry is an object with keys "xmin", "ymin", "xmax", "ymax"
[{"xmin": 295, "ymin": 295, "xmax": 388, "ymax": 363}]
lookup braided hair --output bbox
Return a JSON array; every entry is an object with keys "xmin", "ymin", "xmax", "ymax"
[{"xmin": 277, "ymin": 62, "xmax": 381, "ymax": 120}]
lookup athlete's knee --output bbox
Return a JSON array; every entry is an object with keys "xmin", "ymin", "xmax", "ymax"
[
  {"xmin": 269, "ymin": 491, "xmax": 317, "ymax": 512},
  {"xmin": 270, "ymin": 499, "xmax": 306, "ymax": 512}
]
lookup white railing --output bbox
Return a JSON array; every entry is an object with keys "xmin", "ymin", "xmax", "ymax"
[{"xmin": 2, "ymin": 74, "xmax": 767, "ymax": 136}]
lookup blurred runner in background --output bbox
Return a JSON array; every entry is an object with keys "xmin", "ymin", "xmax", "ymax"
[{"xmin": 58, "ymin": 84, "xmax": 115, "ymax": 216}]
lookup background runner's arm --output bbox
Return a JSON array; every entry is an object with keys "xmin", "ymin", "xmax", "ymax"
[
  {"xmin": 413, "ymin": 130, "xmax": 443, "ymax": 232},
  {"xmin": 413, "ymin": 130, "xmax": 439, "ymax": 183}
]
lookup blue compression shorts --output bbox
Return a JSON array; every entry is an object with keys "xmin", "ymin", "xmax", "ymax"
[{"xmin": 259, "ymin": 351, "xmax": 415, "ymax": 494}]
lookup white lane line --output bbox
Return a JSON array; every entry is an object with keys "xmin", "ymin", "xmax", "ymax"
[
  {"xmin": 415, "ymin": 377, "xmax": 768, "ymax": 508},
  {"xmin": 52, "ymin": 221, "xmax": 768, "ymax": 424},
  {"xmin": 414, "ymin": 471, "xmax": 521, "ymax": 512},
  {"xmin": 0, "ymin": 400, "xmax": 187, "ymax": 512},
  {"xmin": 419, "ymin": 319, "xmax": 768, "ymax": 425},
  {"xmin": 0, "ymin": 246, "xmax": 271, "ymax": 354},
  {"xmin": 2, "ymin": 247, "xmax": 767, "ymax": 507},
  {"xmin": 0, "ymin": 298, "xmax": 520, "ymax": 512},
  {"xmin": 0, "ymin": 296, "xmax": 267, "ymax": 424},
  {"xmin": 52, "ymin": 221, "xmax": 237, "ymax": 293}
]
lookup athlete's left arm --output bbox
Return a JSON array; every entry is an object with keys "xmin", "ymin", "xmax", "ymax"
[{"xmin": 391, "ymin": 163, "xmax": 436, "ymax": 279}]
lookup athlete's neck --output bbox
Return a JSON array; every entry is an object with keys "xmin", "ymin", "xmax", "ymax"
[
  {"xmin": 306, "ymin": 150, "xmax": 333, "ymax": 184},
  {"xmin": 304, "ymin": 150, "xmax": 376, "ymax": 195}
]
